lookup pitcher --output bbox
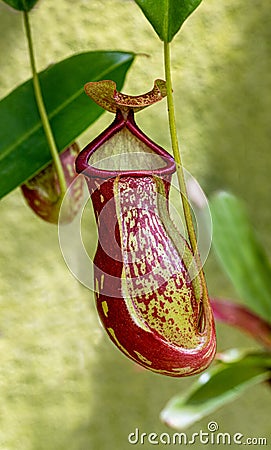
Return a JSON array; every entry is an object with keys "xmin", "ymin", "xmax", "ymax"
[{"xmin": 76, "ymin": 80, "xmax": 216, "ymax": 377}]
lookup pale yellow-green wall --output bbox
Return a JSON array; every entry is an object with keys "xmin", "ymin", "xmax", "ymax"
[{"xmin": 0, "ymin": 1, "xmax": 270, "ymax": 449}]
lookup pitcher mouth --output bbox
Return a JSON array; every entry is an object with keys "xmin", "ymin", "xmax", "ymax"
[{"xmin": 76, "ymin": 109, "xmax": 176, "ymax": 180}]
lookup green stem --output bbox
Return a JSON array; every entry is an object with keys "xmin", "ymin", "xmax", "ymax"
[
  {"xmin": 164, "ymin": 41, "xmax": 208, "ymax": 307},
  {"xmin": 23, "ymin": 10, "xmax": 67, "ymax": 198}
]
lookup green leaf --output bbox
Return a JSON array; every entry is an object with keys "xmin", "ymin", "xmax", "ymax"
[
  {"xmin": 2, "ymin": 0, "xmax": 39, "ymax": 11},
  {"xmin": 0, "ymin": 51, "xmax": 134, "ymax": 198},
  {"xmin": 134, "ymin": 0, "xmax": 202, "ymax": 42},
  {"xmin": 210, "ymin": 192, "xmax": 271, "ymax": 325},
  {"xmin": 161, "ymin": 350, "xmax": 271, "ymax": 430}
]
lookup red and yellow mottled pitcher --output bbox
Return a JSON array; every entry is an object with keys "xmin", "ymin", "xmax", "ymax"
[{"xmin": 76, "ymin": 80, "xmax": 216, "ymax": 376}]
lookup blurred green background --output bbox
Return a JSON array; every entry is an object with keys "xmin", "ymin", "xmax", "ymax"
[{"xmin": 0, "ymin": 0, "xmax": 270, "ymax": 449}]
